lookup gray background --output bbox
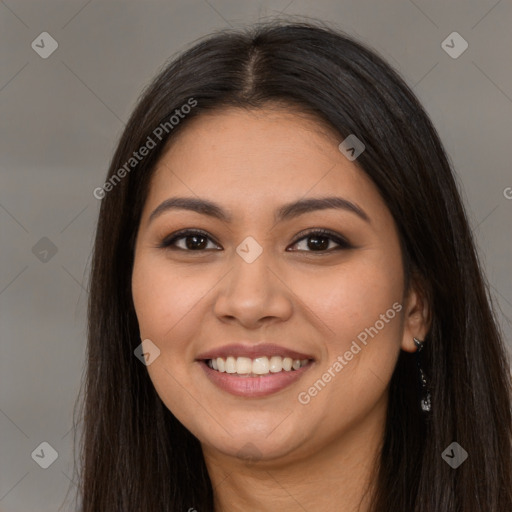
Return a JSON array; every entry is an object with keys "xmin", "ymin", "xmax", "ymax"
[{"xmin": 1, "ymin": 1, "xmax": 511, "ymax": 510}]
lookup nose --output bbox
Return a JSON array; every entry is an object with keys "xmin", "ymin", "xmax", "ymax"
[{"xmin": 212, "ymin": 249, "xmax": 293, "ymax": 329}]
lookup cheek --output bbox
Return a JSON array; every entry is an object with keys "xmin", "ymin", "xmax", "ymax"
[
  {"xmin": 132, "ymin": 255, "xmax": 209, "ymax": 341},
  {"xmin": 131, "ymin": 256, "xmax": 208, "ymax": 426},
  {"xmin": 292, "ymin": 254, "xmax": 404, "ymax": 410},
  {"xmin": 295, "ymin": 255, "xmax": 404, "ymax": 343}
]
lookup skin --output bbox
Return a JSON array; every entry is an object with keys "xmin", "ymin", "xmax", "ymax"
[{"xmin": 131, "ymin": 107, "xmax": 430, "ymax": 512}]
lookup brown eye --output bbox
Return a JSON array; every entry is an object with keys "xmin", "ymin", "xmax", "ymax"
[
  {"xmin": 288, "ymin": 229, "xmax": 352, "ymax": 252},
  {"xmin": 159, "ymin": 229, "xmax": 220, "ymax": 251},
  {"xmin": 158, "ymin": 228, "xmax": 352, "ymax": 253}
]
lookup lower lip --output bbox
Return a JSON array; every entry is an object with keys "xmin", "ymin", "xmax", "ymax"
[{"xmin": 198, "ymin": 360, "xmax": 314, "ymax": 398}]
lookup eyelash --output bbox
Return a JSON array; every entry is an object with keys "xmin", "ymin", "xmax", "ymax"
[{"xmin": 158, "ymin": 228, "xmax": 352, "ymax": 253}]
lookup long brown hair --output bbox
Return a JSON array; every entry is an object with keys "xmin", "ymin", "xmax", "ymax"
[{"xmin": 72, "ymin": 20, "xmax": 512, "ymax": 511}]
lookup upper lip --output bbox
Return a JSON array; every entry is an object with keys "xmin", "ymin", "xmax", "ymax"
[{"xmin": 196, "ymin": 343, "xmax": 315, "ymax": 361}]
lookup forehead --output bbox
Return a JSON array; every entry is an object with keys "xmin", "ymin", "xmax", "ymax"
[
  {"xmin": 143, "ymin": 107, "xmax": 386, "ymax": 222},
  {"xmin": 159, "ymin": 107, "xmax": 340, "ymax": 173}
]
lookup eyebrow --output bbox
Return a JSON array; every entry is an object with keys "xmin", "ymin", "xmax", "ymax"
[{"xmin": 147, "ymin": 196, "xmax": 370, "ymax": 225}]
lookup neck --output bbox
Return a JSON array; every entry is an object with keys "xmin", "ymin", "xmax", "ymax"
[{"xmin": 203, "ymin": 398, "xmax": 387, "ymax": 512}]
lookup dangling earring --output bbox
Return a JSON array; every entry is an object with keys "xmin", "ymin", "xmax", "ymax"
[{"xmin": 413, "ymin": 337, "xmax": 432, "ymax": 413}]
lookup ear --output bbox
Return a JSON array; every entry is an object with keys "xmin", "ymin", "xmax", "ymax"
[{"xmin": 400, "ymin": 275, "xmax": 431, "ymax": 353}]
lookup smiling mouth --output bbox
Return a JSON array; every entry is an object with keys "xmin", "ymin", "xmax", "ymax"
[{"xmin": 204, "ymin": 355, "xmax": 313, "ymax": 377}]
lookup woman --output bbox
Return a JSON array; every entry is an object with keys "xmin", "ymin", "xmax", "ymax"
[{"xmin": 76, "ymin": 20, "xmax": 512, "ymax": 511}]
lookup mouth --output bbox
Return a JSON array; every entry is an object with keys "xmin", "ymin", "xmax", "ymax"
[
  {"xmin": 204, "ymin": 355, "xmax": 312, "ymax": 376},
  {"xmin": 196, "ymin": 344, "xmax": 316, "ymax": 398}
]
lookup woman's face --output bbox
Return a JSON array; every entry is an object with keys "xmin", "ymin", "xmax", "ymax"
[{"xmin": 132, "ymin": 107, "xmax": 423, "ymax": 464}]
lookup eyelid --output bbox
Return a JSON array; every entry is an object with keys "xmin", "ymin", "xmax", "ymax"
[
  {"xmin": 289, "ymin": 228, "xmax": 352, "ymax": 249},
  {"xmin": 158, "ymin": 227, "xmax": 353, "ymax": 251},
  {"xmin": 158, "ymin": 228, "xmax": 220, "ymax": 249}
]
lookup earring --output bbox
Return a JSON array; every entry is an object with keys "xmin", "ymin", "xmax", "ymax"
[{"xmin": 413, "ymin": 337, "xmax": 432, "ymax": 413}]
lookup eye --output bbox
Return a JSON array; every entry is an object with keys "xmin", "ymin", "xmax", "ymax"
[
  {"xmin": 158, "ymin": 229, "xmax": 221, "ymax": 251},
  {"xmin": 287, "ymin": 228, "xmax": 352, "ymax": 253},
  {"xmin": 158, "ymin": 228, "xmax": 352, "ymax": 253}
]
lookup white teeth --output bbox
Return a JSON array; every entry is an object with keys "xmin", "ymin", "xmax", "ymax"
[
  {"xmin": 252, "ymin": 357, "xmax": 269, "ymax": 375},
  {"xmin": 236, "ymin": 357, "xmax": 252, "ymax": 374},
  {"xmin": 207, "ymin": 355, "xmax": 311, "ymax": 375},
  {"xmin": 225, "ymin": 356, "xmax": 236, "ymax": 373},
  {"xmin": 269, "ymin": 356, "xmax": 283, "ymax": 373}
]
